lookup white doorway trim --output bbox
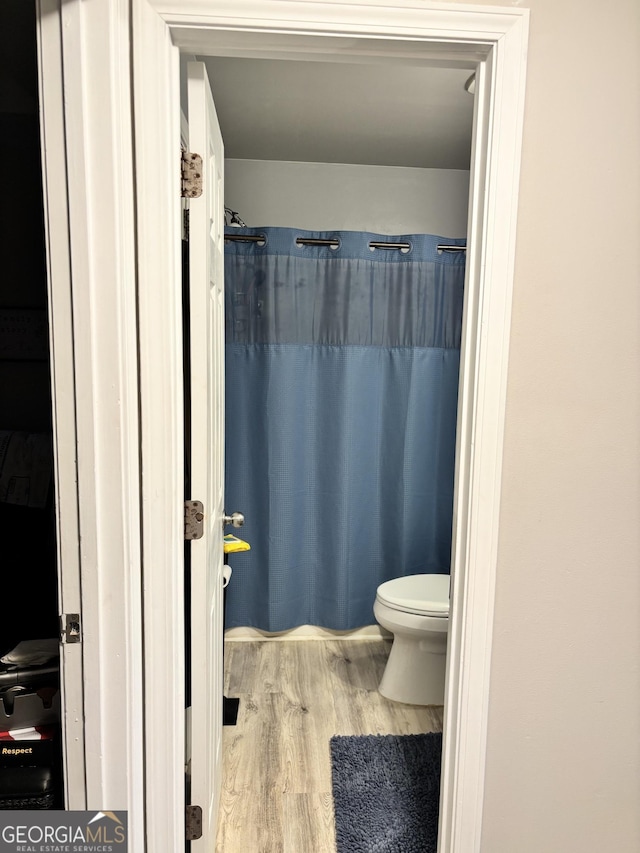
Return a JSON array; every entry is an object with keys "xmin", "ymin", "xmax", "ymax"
[
  {"xmin": 36, "ymin": 0, "xmax": 87, "ymax": 808},
  {"xmin": 36, "ymin": 0, "xmax": 145, "ymax": 846},
  {"xmin": 139, "ymin": 7, "xmax": 529, "ymax": 852},
  {"xmin": 38, "ymin": 1, "xmax": 528, "ymax": 850}
]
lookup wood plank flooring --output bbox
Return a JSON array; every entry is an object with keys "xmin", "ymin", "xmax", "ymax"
[{"xmin": 215, "ymin": 639, "xmax": 443, "ymax": 853}]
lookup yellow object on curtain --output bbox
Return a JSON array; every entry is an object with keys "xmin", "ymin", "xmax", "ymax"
[{"xmin": 223, "ymin": 534, "xmax": 251, "ymax": 554}]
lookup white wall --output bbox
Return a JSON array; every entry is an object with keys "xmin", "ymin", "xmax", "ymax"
[
  {"xmin": 438, "ymin": 0, "xmax": 640, "ymax": 851},
  {"xmin": 224, "ymin": 159, "xmax": 469, "ymax": 236}
]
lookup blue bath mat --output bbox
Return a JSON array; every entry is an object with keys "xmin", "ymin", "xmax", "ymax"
[{"xmin": 330, "ymin": 733, "xmax": 442, "ymax": 853}]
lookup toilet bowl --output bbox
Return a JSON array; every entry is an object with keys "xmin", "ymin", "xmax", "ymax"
[{"xmin": 374, "ymin": 573, "xmax": 449, "ymax": 706}]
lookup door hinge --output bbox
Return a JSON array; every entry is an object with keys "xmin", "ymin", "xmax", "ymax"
[
  {"xmin": 185, "ymin": 500, "xmax": 204, "ymax": 540},
  {"xmin": 181, "ymin": 151, "xmax": 203, "ymax": 198},
  {"xmin": 60, "ymin": 614, "xmax": 81, "ymax": 644},
  {"xmin": 185, "ymin": 805, "xmax": 203, "ymax": 841}
]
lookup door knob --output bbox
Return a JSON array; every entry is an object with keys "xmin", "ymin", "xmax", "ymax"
[{"xmin": 223, "ymin": 511, "xmax": 245, "ymax": 528}]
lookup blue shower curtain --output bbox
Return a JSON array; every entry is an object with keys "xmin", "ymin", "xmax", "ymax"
[{"xmin": 224, "ymin": 227, "xmax": 465, "ymax": 631}]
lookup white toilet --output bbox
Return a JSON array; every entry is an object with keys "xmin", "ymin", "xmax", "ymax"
[{"xmin": 373, "ymin": 573, "xmax": 450, "ymax": 706}]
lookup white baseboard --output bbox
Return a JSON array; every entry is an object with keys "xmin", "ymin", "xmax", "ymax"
[{"xmin": 224, "ymin": 624, "xmax": 391, "ymax": 642}]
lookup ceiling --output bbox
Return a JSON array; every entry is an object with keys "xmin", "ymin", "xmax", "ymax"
[{"xmin": 200, "ymin": 56, "xmax": 474, "ymax": 170}]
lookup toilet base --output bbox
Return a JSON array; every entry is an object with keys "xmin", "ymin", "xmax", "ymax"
[{"xmin": 378, "ymin": 633, "xmax": 447, "ymax": 706}]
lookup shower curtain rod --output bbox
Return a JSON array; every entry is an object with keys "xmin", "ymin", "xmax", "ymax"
[{"xmin": 224, "ymin": 233, "xmax": 466, "ymax": 252}]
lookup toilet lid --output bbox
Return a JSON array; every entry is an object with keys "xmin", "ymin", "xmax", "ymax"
[{"xmin": 376, "ymin": 574, "xmax": 450, "ymax": 616}]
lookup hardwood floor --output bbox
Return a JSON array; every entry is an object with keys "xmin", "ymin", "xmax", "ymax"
[{"xmin": 215, "ymin": 639, "xmax": 443, "ymax": 852}]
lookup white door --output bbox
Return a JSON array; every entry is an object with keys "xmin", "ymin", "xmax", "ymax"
[{"xmin": 187, "ymin": 60, "xmax": 226, "ymax": 849}]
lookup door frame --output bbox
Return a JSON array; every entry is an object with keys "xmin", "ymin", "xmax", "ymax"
[
  {"xmin": 36, "ymin": 0, "xmax": 87, "ymax": 809},
  {"xmin": 36, "ymin": 0, "xmax": 146, "ymax": 836},
  {"xmin": 37, "ymin": 1, "xmax": 528, "ymax": 851}
]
